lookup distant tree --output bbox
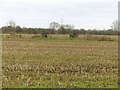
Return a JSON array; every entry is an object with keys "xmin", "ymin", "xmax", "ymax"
[
  {"xmin": 64, "ymin": 24, "xmax": 74, "ymax": 34},
  {"xmin": 1, "ymin": 26, "xmax": 11, "ymax": 33},
  {"xmin": 58, "ymin": 24, "xmax": 74, "ymax": 34},
  {"xmin": 6, "ymin": 20, "xmax": 16, "ymax": 34},
  {"xmin": 58, "ymin": 25, "xmax": 66, "ymax": 34},
  {"xmin": 49, "ymin": 22, "xmax": 60, "ymax": 34},
  {"xmin": 15, "ymin": 26, "xmax": 23, "ymax": 33},
  {"xmin": 79, "ymin": 29, "xmax": 86, "ymax": 34},
  {"xmin": 111, "ymin": 20, "xmax": 119, "ymax": 31},
  {"xmin": 64, "ymin": 24, "xmax": 74, "ymax": 30},
  {"xmin": 6, "ymin": 20, "xmax": 16, "ymax": 28}
]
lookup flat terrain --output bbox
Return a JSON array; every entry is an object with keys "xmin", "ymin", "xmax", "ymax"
[{"xmin": 2, "ymin": 35, "xmax": 118, "ymax": 88}]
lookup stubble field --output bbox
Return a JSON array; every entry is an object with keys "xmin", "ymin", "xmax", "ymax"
[{"xmin": 2, "ymin": 35, "xmax": 118, "ymax": 88}]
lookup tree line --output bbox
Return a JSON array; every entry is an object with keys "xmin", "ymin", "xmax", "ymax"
[{"xmin": 0, "ymin": 20, "xmax": 118, "ymax": 35}]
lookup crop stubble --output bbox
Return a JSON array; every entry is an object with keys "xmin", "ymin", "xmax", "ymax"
[{"xmin": 2, "ymin": 39, "xmax": 118, "ymax": 88}]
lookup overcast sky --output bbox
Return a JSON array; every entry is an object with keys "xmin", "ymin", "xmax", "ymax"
[{"xmin": 0, "ymin": 0, "xmax": 118, "ymax": 29}]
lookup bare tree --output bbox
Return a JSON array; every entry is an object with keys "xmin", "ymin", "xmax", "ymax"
[
  {"xmin": 64, "ymin": 24, "xmax": 74, "ymax": 30},
  {"xmin": 49, "ymin": 22, "xmax": 60, "ymax": 34},
  {"xmin": 6, "ymin": 20, "xmax": 16, "ymax": 28},
  {"xmin": 6, "ymin": 20, "xmax": 16, "ymax": 34},
  {"xmin": 111, "ymin": 20, "xmax": 119, "ymax": 31}
]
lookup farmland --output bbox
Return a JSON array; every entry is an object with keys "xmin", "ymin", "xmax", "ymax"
[{"xmin": 2, "ymin": 34, "xmax": 118, "ymax": 88}]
